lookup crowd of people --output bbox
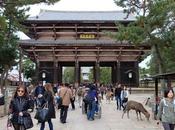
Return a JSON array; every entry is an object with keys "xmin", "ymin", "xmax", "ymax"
[{"xmin": 6, "ymin": 81, "xmax": 175, "ymax": 130}]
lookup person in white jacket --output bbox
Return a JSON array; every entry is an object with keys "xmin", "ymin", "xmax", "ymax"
[{"xmin": 121, "ymin": 86, "xmax": 129, "ymax": 110}]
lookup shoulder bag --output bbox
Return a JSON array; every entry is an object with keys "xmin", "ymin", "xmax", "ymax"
[
  {"xmin": 57, "ymin": 90, "xmax": 68, "ymax": 109},
  {"xmin": 34, "ymin": 102, "xmax": 49, "ymax": 122}
]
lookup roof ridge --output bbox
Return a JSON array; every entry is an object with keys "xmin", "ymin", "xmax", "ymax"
[{"xmin": 39, "ymin": 9, "xmax": 124, "ymax": 13}]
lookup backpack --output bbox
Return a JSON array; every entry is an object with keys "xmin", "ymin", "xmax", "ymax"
[{"xmin": 83, "ymin": 94, "xmax": 94, "ymax": 104}]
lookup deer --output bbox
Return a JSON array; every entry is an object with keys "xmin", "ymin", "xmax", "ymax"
[{"xmin": 122, "ymin": 100, "xmax": 150, "ymax": 121}]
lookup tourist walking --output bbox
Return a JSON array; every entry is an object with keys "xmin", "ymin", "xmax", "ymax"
[
  {"xmin": 77, "ymin": 86, "xmax": 83, "ymax": 108},
  {"xmin": 34, "ymin": 81, "xmax": 45, "ymax": 108},
  {"xmin": 70, "ymin": 85, "xmax": 76, "ymax": 110},
  {"xmin": 53, "ymin": 83, "xmax": 58, "ymax": 95},
  {"xmin": 106, "ymin": 88, "xmax": 113, "ymax": 103},
  {"xmin": 99, "ymin": 84, "xmax": 105, "ymax": 100},
  {"xmin": 8, "ymin": 85, "xmax": 33, "ymax": 130},
  {"xmin": 114, "ymin": 83, "xmax": 122, "ymax": 110},
  {"xmin": 157, "ymin": 88, "xmax": 175, "ymax": 130},
  {"xmin": 58, "ymin": 83, "xmax": 72, "ymax": 123},
  {"xmin": 86, "ymin": 84, "xmax": 97, "ymax": 121},
  {"xmin": 121, "ymin": 86, "xmax": 129, "ymax": 110},
  {"xmin": 40, "ymin": 83, "xmax": 55, "ymax": 130}
]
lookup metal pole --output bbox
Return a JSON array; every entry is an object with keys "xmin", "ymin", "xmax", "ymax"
[{"xmin": 155, "ymin": 78, "xmax": 158, "ymax": 120}]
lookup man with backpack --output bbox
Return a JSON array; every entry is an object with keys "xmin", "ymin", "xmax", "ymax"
[{"xmin": 85, "ymin": 84, "xmax": 97, "ymax": 121}]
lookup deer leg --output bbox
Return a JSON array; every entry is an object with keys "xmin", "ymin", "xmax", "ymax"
[
  {"xmin": 139, "ymin": 112, "xmax": 142, "ymax": 120},
  {"xmin": 127, "ymin": 110, "xmax": 130, "ymax": 118},
  {"xmin": 122, "ymin": 111, "xmax": 125, "ymax": 119},
  {"xmin": 136, "ymin": 111, "xmax": 139, "ymax": 120}
]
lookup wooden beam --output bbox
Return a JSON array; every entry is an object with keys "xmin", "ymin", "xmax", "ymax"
[
  {"xmin": 25, "ymin": 48, "xmax": 150, "ymax": 52},
  {"xmin": 52, "ymin": 54, "xmax": 139, "ymax": 57},
  {"xmin": 27, "ymin": 25, "xmax": 118, "ymax": 29}
]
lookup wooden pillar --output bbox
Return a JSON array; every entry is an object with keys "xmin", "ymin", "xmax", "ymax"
[
  {"xmin": 78, "ymin": 65, "xmax": 81, "ymax": 84},
  {"xmin": 53, "ymin": 61, "xmax": 58, "ymax": 84},
  {"xmin": 135, "ymin": 61, "xmax": 139, "ymax": 87},
  {"xmin": 58, "ymin": 63, "xmax": 62, "ymax": 84},
  {"xmin": 74, "ymin": 61, "xmax": 79, "ymax": 87},
  {"xmin": 95, "ymin": 61, "xmax": 100, "ymax": 87},
  {"xmin": 117, "ymin": 61, "xmax": 121, "ymax": 84},
  {"xmin": 36, "ymin": 60, "xmax": 40, "ymax": 83},
  {"xmin": 93, "ymin": 66, "xmax": 96, "ymax": 83},
  {"xmin": 112, "ymin": 62, "xmax": 117, "ymax": 85}
]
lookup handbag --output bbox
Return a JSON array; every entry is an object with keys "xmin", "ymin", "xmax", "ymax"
[
  {"xmin": 7, "ymin": 117, "xmax": 13, "ymax": 130},
  {"xmin": 23, "ymin": 115, "xmax": 33, "ymax": 129},
  {"xmin": 57, "ymin": 90, "xmax": 68, "ymax": 109},
  {"xmin": 34, "ymin": 102, "xmax": 49, "ymax": 122}
]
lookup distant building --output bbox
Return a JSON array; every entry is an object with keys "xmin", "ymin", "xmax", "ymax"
[{"xmin": 81, "ymin": 67, "xmax": 90, "ymax": 82}]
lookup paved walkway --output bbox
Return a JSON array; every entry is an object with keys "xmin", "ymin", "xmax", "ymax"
[{"xmin": 0, "ymin": 93, "xmax": 163, "ymax": 130}]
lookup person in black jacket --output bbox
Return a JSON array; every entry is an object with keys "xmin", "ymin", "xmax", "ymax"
[
  {"xmin": 40, "ymin": 83, "xmax": 55, "ymax": 130},
  {"xmin": 34, "ymin": 81, "xmax": 45, "ymax": 108},
  {"xmin": 114, "ymin": 83, "xmax": 122, "ymax": 110},
  {"xmin": 9, "ymin": 85, "xmax": 33, "ymax": 130}
]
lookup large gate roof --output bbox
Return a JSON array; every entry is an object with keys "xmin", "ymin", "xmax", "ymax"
[{"xmin": 27, "ymin": 10, "xmax": 136, "ymax": 22}]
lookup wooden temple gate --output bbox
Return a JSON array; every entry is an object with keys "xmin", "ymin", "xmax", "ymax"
[{"xmin": 19, "ymin": 10, "xmax": 150, "ymax": 87}]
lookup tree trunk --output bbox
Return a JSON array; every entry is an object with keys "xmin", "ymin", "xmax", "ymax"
[
  {"xmin": 0, "ymin": 65, "xmax": 9, "ymax": 116},
  {"xmin": 153, "ymin": 44, "xmax": 165, "ymax": 74},
  {"xmin": 0, "ymin": 65, "xmax": 9, "ymax": 94},
  {"xmin": 153, "ymin": 43, "xmax": 166, "ymax": 95},
  {"xmin": 0, "ymin": 72, "xmax": 5, "ymax": 92}
]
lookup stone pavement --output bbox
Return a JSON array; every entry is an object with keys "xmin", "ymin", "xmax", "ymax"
[{"xmin": 0, "ymin": 93, "xmax": 163, "ymax": 130}]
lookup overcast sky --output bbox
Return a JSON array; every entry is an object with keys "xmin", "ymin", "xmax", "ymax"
[{"xmin": 19, "ymin": 0, "xmax": 149, "ymax": 68}]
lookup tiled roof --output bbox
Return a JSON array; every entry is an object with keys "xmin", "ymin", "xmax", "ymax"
[{"xmin": 27, "ymin": 10, "xmax": 136, "ymax": 22}]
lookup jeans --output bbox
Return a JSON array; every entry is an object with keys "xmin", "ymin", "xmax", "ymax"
[
  {"xmin": 115, "ymin": 96, "xmax": 121, "ymax": 110},
  {"xmin": 87, "ymin": 100, "xmax": 96, "ymax": 120},
  {"xmin": 40, "ymin": 119, "xmax": 53, "ymax": 130},
  {"xmin": 162, "ymin": 122, "xmax": 174, "ymax": 130},
  {"xmin": 70, "ymin": 97, "xmax": 75, "ymax": 109},
  {"xmin": 13, "ymin": 123, "xmax": 26, "ymax": 130},
  {"xmin": 95, "ymin": 102, "xmax": 99, "ymax": 112}
]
